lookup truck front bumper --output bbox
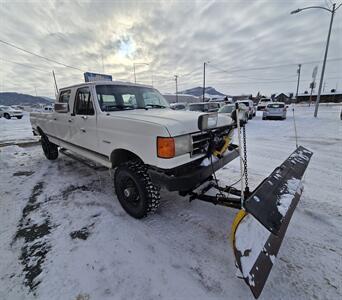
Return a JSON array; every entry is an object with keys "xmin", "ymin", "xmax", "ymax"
[{"xmin": 148, "ymin": 145, "xmax": 239, "ymax": 192}]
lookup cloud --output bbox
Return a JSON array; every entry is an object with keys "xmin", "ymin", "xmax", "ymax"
[{"xmin": 0, "ymin": 0, "xmax": 341, "ymax": 97}]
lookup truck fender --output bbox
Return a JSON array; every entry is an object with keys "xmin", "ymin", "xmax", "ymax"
[{"xmin": 110, "ymin": 148, "xmax": 143, "ymax": 168}]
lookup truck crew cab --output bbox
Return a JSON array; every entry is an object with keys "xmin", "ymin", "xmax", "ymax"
[{"xmin": 30, "ymin": 81, "xmax": 237, "ymax": 218}]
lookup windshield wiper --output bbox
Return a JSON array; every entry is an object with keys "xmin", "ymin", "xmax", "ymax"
[
  {"xmin": 144, "ymin": 104, "xmax": 167, "ymax": 109},
  {"xmin": 103, "ymin": 104, "xmax": 135, "ymax": 111}
]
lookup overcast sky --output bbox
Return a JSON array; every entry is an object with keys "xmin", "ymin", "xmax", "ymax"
[{"xmin": 0, "ymin": 0, "xmax": 341, "ymax": 98}]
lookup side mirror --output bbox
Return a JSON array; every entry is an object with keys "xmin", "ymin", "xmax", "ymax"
[{"xmin": 54, "ymin": 103, "xmax": 69, "ymax": 113}]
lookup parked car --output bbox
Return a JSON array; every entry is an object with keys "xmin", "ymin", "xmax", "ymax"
[
  {"xmin": 218, "ymin": 103, "xmax": 249, "ymax": 122},
  {"xmin": 257, "ymin": 98, "xmax": 272, "ymax": 111},
  {"xmin": 0, "ymin": 105, "xmax": 23, "ymax": 119},
  {"xmin": 237, "ymin": 100, "xmax": 255, "ymax": 119},
  {"xmin": 43, "ymin": 105, "xmax": 54, "ymax": 112},
  {"xmin": 262, "ymin": 102, "xmax": 287, "ymax": 120},
  {"xmin": 188, "ymin": 102, "xmax": 220, "ymax": 112},
  {"xmin": 170, "ymin": 103, "xmax": 187, "ymax": 110}
]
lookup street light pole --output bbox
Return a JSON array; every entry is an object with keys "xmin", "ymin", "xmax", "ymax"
[
  {"xmin": 202, "ymin": 61, "xmax": 209, "ymax": 102},
  {"xmin": 174, "ymin": 75, "xmax": 179, "ymax": 103},
  {"xmin": 291, "ymin": 3, "xmax": 341, "ymax": 117},
  {"xmin": 133, "ymin": 64, "xmax": 136, "ymax": 83},
  {"xmin": 314, "ymin": 3, "xmax": 335, "ymax": 117},
  {"xmin": 295, "ymin": 64, "xmax": 301, "ymax": 102}
]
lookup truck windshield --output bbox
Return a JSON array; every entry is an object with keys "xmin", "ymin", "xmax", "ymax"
[{"xmin": 96, "ymin": 85, "xmax": 170, "ymax": 111}]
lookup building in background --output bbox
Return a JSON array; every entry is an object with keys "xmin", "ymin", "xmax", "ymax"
[
  {"xmin": 297, "ymin": 91, "xmax": 342, "ymax": 103},
  {"xmin": 275, "ymin": 93, "xmax": 293, "ymax": 104}
]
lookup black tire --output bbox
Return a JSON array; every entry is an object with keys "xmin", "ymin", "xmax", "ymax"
[
  {"xmin": 41, "ymin": 134, "xmax": 58, "ymax": 160},
  {"xmin": 17, "ymin": 116, "xmax": 23, "ymax": 119},
  {"xmin": 4, "ymin": 113, "xmax": 11, "ymax": 119},
  {"xmin": 114, "ymin": 160, "xmax": 160, "ymax": 219},
  {"xmin": 262, "ymin": 117, "xmax": 267, "ymax": 120}
]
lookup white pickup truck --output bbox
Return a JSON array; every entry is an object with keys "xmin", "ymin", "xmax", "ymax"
[{"xmin": 30, "ymin": 81, "xmax": 239, "ymax": 218}]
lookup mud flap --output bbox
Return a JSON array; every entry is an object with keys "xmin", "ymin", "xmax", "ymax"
[{"xmin": 232, "ymin": 146, "xmax": 313, "ymax": 298}]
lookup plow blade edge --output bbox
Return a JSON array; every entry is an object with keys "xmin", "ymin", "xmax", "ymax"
[{"xmin": 233, "ymin": 146, "xmax": 313, "ymax": 298}]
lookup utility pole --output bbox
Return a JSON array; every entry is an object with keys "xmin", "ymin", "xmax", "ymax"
[
  {"xmin": 174, "ymin": 75, "xmax": 179, "ymax": 103},
  {"xmin": 133, "ymin": 64, "xmax": 136, "ymax": 83},
  {"xmin": 101, "ymin": 54, "xmax": 105, "ymax": 73},
  {"xmin": 202, "ymin": 61, "xmax": 209, "ymax": 102},
  {"xmin": 295, "ymin": 64, "xmax": 301, "ymax": 102}
]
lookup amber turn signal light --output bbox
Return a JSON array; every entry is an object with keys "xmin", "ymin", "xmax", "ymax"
[{"xmin": 157, "ymin": 137, "xmax": 175, "ymax": 158}]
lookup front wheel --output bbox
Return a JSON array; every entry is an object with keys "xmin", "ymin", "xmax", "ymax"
[
  {"xmin": 114, "ymin": 161, "xmax": 160, "ymax": 219},
  {"xmin": 4, "ymin": 113, "xmax": 11, "ymax": 119}
]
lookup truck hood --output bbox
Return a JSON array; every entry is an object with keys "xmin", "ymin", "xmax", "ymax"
[{"xmin": 107, "ymin": 109, "xmax": 233, "ymax": 136}]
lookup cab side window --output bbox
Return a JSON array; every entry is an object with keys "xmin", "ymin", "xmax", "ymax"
[{"xmin": 74, "ymin": 88, "xmax": 94, "ymax": 115}]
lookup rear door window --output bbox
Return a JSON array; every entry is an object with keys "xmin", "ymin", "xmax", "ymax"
[{"xmin": 74, "ymin": 87, "xmax": 94, "ymax": 115}]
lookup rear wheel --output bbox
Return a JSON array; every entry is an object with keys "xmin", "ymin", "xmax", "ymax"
[
  {"xmin": 114, "ymin": 160, "xmax": 160, "ymax": 219},
  {"xmin": 41, "ymin": 134, "xmax": 58, "ymax": 160},
  {"xmin": 4, "ymin": 113, "xmax": 11, "ymax": 119},
  {"xmin": 17, "ymin": 116, "xmax": 23, "ymax": 119}
]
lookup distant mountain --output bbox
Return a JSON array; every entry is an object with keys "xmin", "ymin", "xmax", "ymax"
[
  {"xmin": 180, "ymin": 86, "xmax": 226, "ymax": 97},
  {"xmin": 0, "ymin": 92, "xmax": 53, "ymax": 106}
]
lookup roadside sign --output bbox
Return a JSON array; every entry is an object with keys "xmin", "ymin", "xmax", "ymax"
[{"xmin": 84, "ymin": 72, "xmax": 112, "ymax": 82}]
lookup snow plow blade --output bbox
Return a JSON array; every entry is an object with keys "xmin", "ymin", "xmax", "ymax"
[{"xmin": 232, "ymin": 146, "xmax": 313, "ymax": 298}]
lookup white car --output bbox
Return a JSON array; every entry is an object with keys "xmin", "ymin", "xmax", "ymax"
[
  {"xmin": 188, "ymin": 102, "xmax": 221, "ymax": 112},
  {"xmin": 0, "ymin": 105, "xmax": 24, "ymax": 119},
  {"xmin": 237, "ymin": 100, "xmax": 256, "ymax": 119},
  {"xmin": 218, "ymin": 103, "xmax": 249, "ymax": 122},
  {"xmin": 262, "ymin": 102, "xmax": 287, "ymax": 120},
  {"xmin": 30, "ymin": 81, "xmax": 238, "ymax": 218},
  {"xmin": 170, "ymin": 102, "xmax": 187, "ymax": 110},
  {"xmin": 257, "ymin": 98, "xmax": 273, "ymax": 111}
]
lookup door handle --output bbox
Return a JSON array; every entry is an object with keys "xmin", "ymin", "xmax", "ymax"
[
  {"xmin": 54, "ymin": 118, "xmax": 57, "ymax": 121},
  {"xmin": 80, "ymin": 128, "xmax": 86, "ymax": 133},
  {"xmin": 81, "ymin": 116, "xmax": 88, "ymax": 120}
]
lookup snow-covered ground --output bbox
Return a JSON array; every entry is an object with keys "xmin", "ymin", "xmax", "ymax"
[
  {"xmin": 0, "ymin": 105, "xmax": 341, "ymax": 300},
  {"xmin": 0, "ymin": 112, "xmax": 38, "ymax": 144}
]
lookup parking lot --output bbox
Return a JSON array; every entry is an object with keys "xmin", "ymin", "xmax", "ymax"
[{"xmin": 0, "ymin": 105, "xmax": 341, "ymax": 300}]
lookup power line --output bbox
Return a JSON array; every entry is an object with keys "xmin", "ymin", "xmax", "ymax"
[
  {"xmin": 209, "ymin": 57, "xmax": 342, "ymax": 74},
  {"xmin": 1, "ymin": 58, "xmax": 50, "ymax": 72},
  {"xmin": 0, "ymin": 39, "xmax": 85, "ymax": 72}
]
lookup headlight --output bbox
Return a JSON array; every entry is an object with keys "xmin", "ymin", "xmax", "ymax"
[
  {"xmin": 174, "ymin": 134, "xmax": 192, "ymax": 156},
  {"xmin": 157, "ymin": 135, "xmax": 192, "ymax": 158}
]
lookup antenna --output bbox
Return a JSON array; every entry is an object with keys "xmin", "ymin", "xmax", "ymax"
[{"xmin": 52, "ymin": 70, "xmax": 58, "ymax": 95}]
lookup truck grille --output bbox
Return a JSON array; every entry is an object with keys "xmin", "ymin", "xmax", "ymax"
[
  {"xmin": 191, "ymin": 132, "xmax": 210, "ymax": 156},
  {"xmin": 191, "ymin": 126, "xmax": 231, "ymax": 157}
]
